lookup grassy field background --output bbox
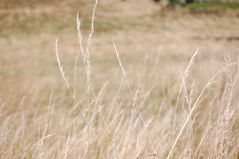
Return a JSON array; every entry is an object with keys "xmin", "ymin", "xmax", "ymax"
[{"xmin": 1, "ymin": 0, "xmax": 239, "ymax": 158}]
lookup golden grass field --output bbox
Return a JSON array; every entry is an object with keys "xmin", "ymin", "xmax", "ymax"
[{"xmin": 1, "ymin": 0, "xmax": 239, "ymax": 158}]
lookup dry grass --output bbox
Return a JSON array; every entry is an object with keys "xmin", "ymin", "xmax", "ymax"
[{"xmin": 1, "ymin": 0, "xmax": 239, "ymax": 159}]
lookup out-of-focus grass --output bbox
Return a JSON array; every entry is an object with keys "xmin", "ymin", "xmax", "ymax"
[
  {"xmin": 2, "ymin": 0, "xmax": 239, "ymax": 37},
  {"xmin": 0, "ymin": 14, "xmax": 124, "ymax": 37},
  {"xmin": 0, "ymin": 10, "xmax": 152, "ymax": 37},
  {"xmin": 0, "ymin": 0, "xmax": 87, "ymax": 9},
  {"xmin": 0, "ymin": 9, "xmax": 129, "ymax": 36},
  {"xmin": 0, "ymin": 0, "xmax": 58, "ymax": 9},
  {"xmin": 0, "ymin": 0, "xmax": 89, "ymax": 36},
  {"xmin": 182, "ymin": 2, "xmax": 239, "ymax": 12},
  {"xmin": 1, "ymin": 1, "xmax": 239, "ymax": 158}
]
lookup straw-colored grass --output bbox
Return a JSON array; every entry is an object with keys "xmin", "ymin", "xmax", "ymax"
[{"xmin": 1, "ymin": 0, "xmax": 239, "ymax": 159}]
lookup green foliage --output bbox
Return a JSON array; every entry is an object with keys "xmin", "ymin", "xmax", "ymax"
[
  {"xmin": 168, "ymin": 0, "xmax": 179, "ymax": 5},
  {"xmin": 165, "ymin": 0, "xmax": 239, "ymax": 11},
  {"xmin": 0, "ymin": 0, "xmax": 59, "ymax": 9},
  {"xmin": 182, "ymin": 2, "xmax": 239, "ymax": 10}
]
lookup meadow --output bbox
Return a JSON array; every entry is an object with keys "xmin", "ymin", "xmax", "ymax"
[{"xmin": 1, "ymin": 0, "xmax": 239, "ymax": 158}]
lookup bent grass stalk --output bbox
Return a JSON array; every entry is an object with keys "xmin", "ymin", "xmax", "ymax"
[
  {"xmin": 167, "ymin": 69, "xmax": 222, "ymax": 159},
  {"xmin": 113, "ymin": 42, "xmax": 156, "ymax": 154},
  {"xmin": 171, "ymin": 48, "xmax": 199, "ymax": 158},
  {"xmin": 75, "ymin": 1, "xmax": 120, "ymax": 158},
  {"xmin": 55, "ymin": 38, "xmax": 76, "ymax": 101}
]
